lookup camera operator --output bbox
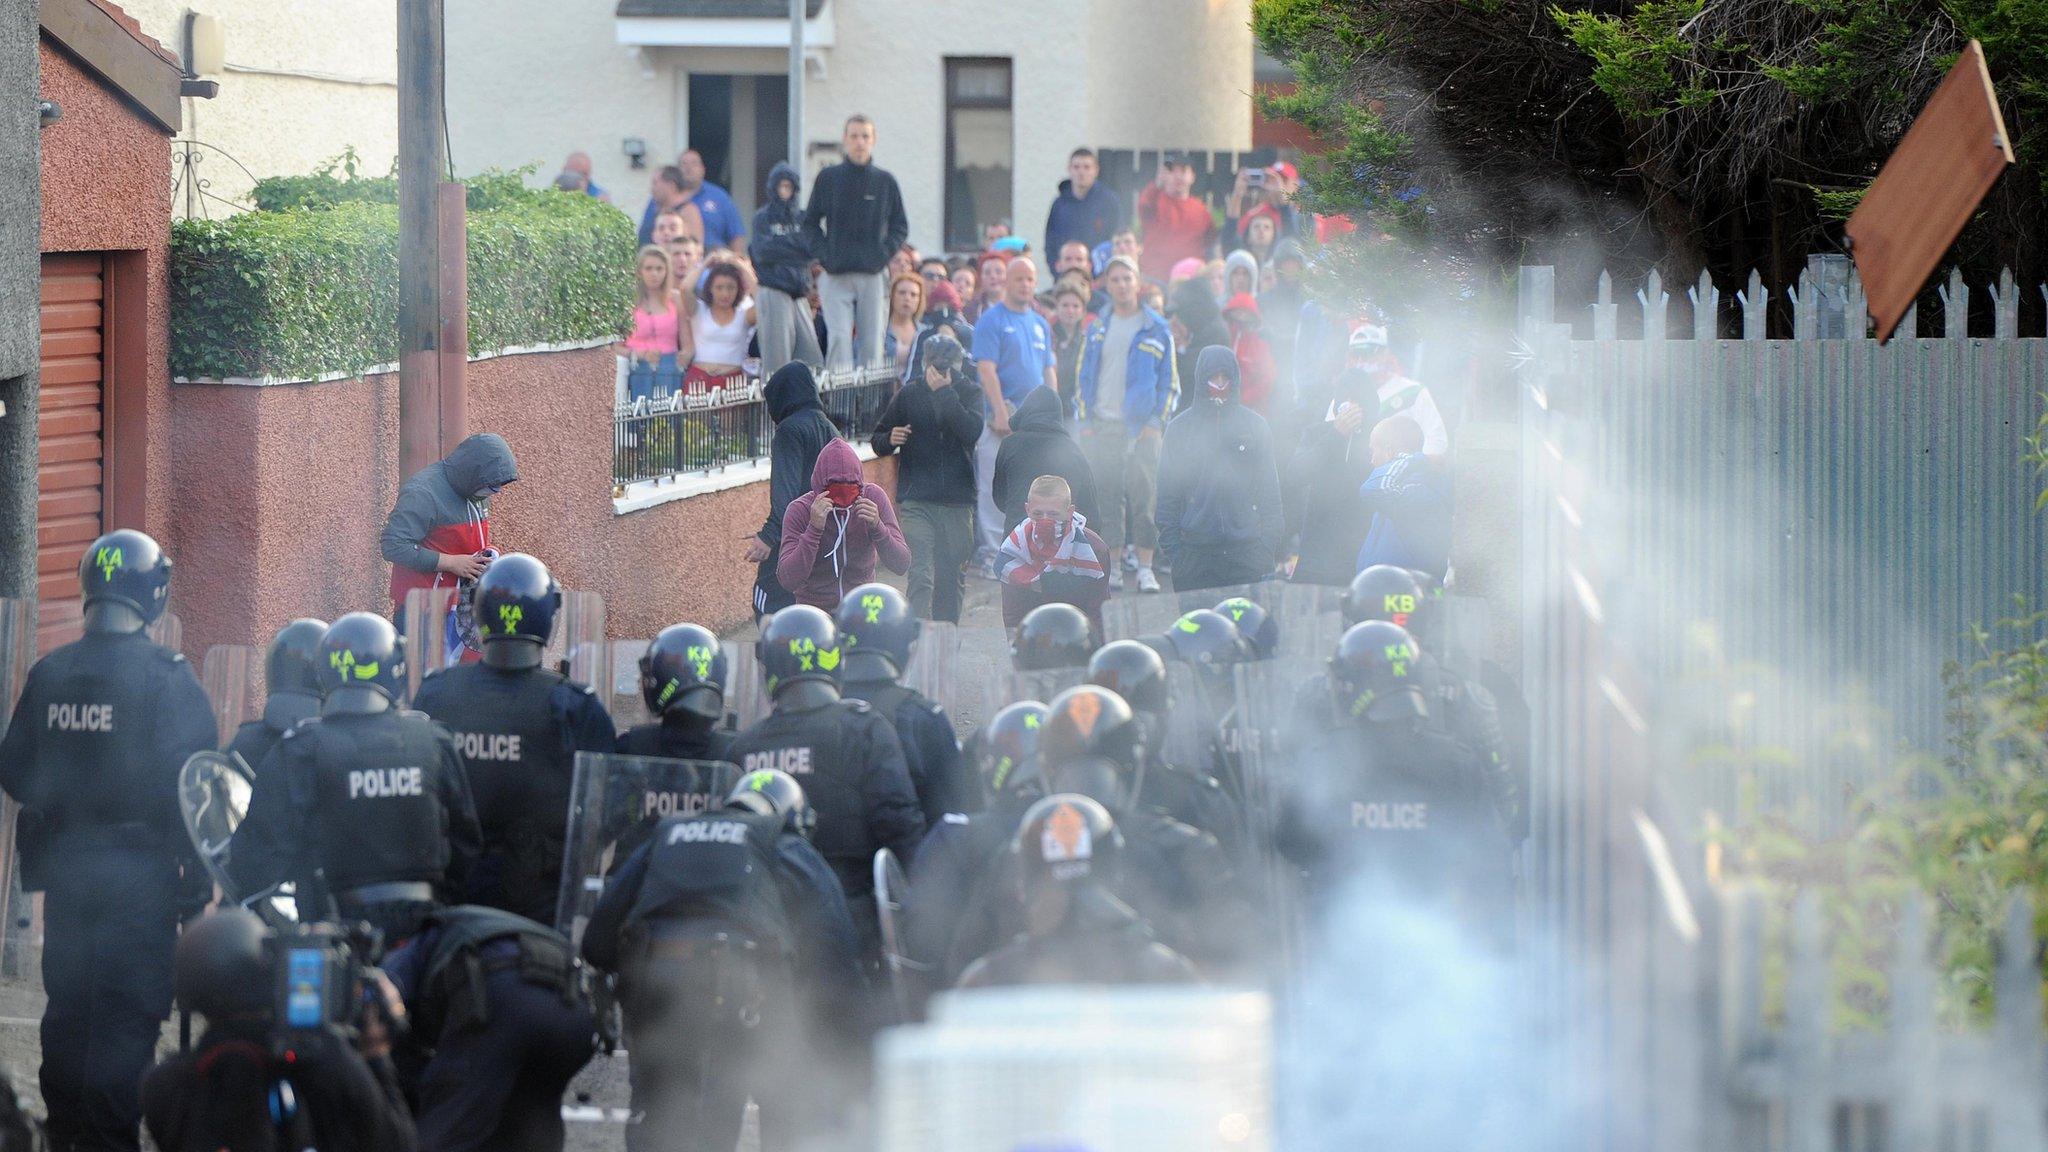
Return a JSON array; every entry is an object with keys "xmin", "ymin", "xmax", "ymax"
[{"xmin": 141, "ymin": 909, "xmax": 416, "ymax": 1152}]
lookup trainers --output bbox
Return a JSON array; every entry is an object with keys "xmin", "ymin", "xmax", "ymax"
[
  {"xmin": 980, "ymin": 554, "xmax": 1001, "ymax": 581},
  {"xmin": 1136, "ymin": 567, "xmax": 1161, "ymax": 593},
  {"xmin": 1123, "ymin": 544, "xmax": 1139, "ymax": 572},
  {"xmin": 1109, "ymin": 569, "xmax": 1125, "ymax": 592}
]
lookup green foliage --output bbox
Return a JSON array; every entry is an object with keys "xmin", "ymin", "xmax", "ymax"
[
  {"xmin": 172, "ymin": 162, "xmax": 634, "ymax": 380},
  {"xmin": 1552, "ymin": 0, "xmax": 1710, "ymax": 121}
]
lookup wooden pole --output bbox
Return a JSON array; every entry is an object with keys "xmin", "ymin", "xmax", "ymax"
[
  {"xmin": 398, "ymin": 0, "xmax": 446, "ymax": 479},
  {"xmin": 437, "ymin": 182, "xmax": 467, "ymax": 451}
]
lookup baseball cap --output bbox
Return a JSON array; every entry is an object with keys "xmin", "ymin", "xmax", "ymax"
[
  {"xmin": 1270, "ymin": 160, "xmax": 1300, "ymax": 183},
  {"xmin": 1348, "ymin": 323, "xmax": 1389, "ymax": 351},
  {"xmin": 1105, "ymin": 255, "xmax": 1140, "ymax": 279}
]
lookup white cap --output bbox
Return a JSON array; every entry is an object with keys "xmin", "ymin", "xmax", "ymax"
[{"xmin": 1348, "ymin": 323, "xmax": 1389, "ymax": 350}]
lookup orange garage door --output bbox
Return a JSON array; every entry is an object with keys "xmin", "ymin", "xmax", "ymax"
[{"xmin": 36, "ymin": 253, "xmax": 105, "ymax": 654}]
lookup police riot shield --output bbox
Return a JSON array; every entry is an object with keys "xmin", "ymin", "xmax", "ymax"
[
  {"xmin": 1433, "ymin": 593, "xmax": 1489, "ymax": 682},
  {"xmin": 976, "ymin": 667, "xmax": 1089, "ymax": 732},
  {"xmin": 201, "ymin": 644, "xmax": 259, "ymax": 746},
  {"xmin": 148, "ymin": 610, "xmax": 182, "ymax": 653},
  {"xmin": 873, "ymin": 847, "xmax": 927, "ymax": 1023},
  {"xmin": 724, "ymin": 640, "xmax": 771, "ymax": 730},
  {"xmin": 1101, "ymin": 591, "xmax": 1185, "ymax": 644},
  {"xmin": 178, "ymin": 750, "xmax": 253, "ymax": 899},
  {"xmin": 551, "ymin": 590, "xmax": 606, "ymax": 689},
  {"xmin": 902, "ymin": 621, "xmax": 960, "ymax": 716},
  {"xmin": 607, "ymin": 637, "xmax": 654, "ymax": 730},
  {"xmin": 557, "ymin": 752, "xmax": 744, "ymax": 952},
  {"xmin": 401, "ymin": 585, "xmax": 459, "ymax": 701},
  {"xmin": 1230, "ymin": 658, "xmax": 1322, "ymax": 972}
]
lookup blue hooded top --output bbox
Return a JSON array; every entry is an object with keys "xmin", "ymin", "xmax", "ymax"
[{"xmin": 751, "ymin": 162, "xmax": 811, "ymax": 298}]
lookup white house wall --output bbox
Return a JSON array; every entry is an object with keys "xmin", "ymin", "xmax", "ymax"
[{"xmin": 123, "ymin": 0, "xmax": 400, "ymax": 209}]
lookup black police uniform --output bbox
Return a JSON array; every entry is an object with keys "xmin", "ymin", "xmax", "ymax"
[
  {"xmin": 905, "ymin": 794, "xmax": 1037, "ymax": 985},
  {"xmin": 412, "ymin": 663, "xmax": 617, "ymax": 925},
  {"xmin": 728, "ymin": 700, "xmax": 924, "ymax": 940},
  {"xmin": 583, "ymin": 809, "xmax": 862, "ymax": 1152},
  {"xmin": 957, "ymin": 887, "xmax": 1200, "ymax": 988},
  {"xmin": 233, "ymin": 709, "xmax": 483, "ymax": 942},
  {"xmin": 224, "ymin": 689, "xmax": 320, "ymax": 774},
  {"xmin": 607, "ymin": 719, "xmax": 742, "ymax": 866},
  {"xmin": 379, "ymin": 906, "xmax": 595, "ymax": 1152},
  {"xmin": 0, "ymin": 628, "xmax": 216, "ymax": 1152},
  {"xmin": 842, "ymin": 674, "xmax": 976, "ymax": 822},
  {"xmin": 141, "ymin": 1025, "xmax": 417, "ymax": 1152}
]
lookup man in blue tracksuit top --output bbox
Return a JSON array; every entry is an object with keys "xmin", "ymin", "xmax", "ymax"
[
  {"xmin": 1076, "ymin": 255, "xmax": 1175, "ymax": 593},
  {"xmin": 1154, "ymin": 345, "xmax": 1284, "ymax": 595}
]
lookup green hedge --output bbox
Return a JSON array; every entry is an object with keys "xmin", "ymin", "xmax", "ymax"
[{"xmin": 172, "ymin": 176, "xmax": 634, "ymax": 380}]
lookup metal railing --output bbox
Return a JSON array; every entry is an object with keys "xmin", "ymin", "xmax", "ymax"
[{"xmin": 613, "ymin": 364, "xmax": 900, "ymax": 492}]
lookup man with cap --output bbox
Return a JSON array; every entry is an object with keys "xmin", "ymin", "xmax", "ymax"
[
  {"xmin": 835, "ymin": 583, "xmax": 973, "ymax": 821},
  {"xmin": 0, "ymin": 530, "xmax": 219, "ymax": 1152},
  {"xmin": 1349, "ymin": 322, "xmax": 1449, "ymax": 455},
  {"xmin": 956, "ymin": 794, "xmax": 1199, "ymax": 988},
  {"xmin": 870, "ymin": 332, "xmax": 984, "ymax": 623},
  {"xmin": 411, "ymin": 554, "xmax": 617, "ymax": 927},
  {"xmin": 1077, "ymin": 254, "xmax": 1175, "ymax": 593},
  {"xmin": 225, "ymin": 617, "xmax": 327, "ymax": 772}
]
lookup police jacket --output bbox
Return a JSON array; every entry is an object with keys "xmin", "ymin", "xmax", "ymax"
[
  {"xmin": 907, "ymin": 797, "xmax": 1034, "ymax": 981},
  {"xmin": 728, "ymin": 698, "xmax": 925, "ymax": 902},
  {"xmin": 599, "ymin": 734, "xmax": 742, "ymax": 869},
  {"xmin": 0, "ymin": 630, "xmax": 218, "ymax": 876},
  {"xmin": 378, "ymin": 905, "xmax": 582, "ymax": 1043},
  {"xmin": 232, "ymin": 710, "xmax": 482, "ymax": 904},
  {"xmin": 582, "ymin": 810, "xmax": 862, "ymax": 996},
  {"xmin": 141, "ymin": 1023, "xmax": 416, "ymax": 1152},
  {"xmin": 617, "ymin": 714, "xmax": 738, "ymax": 765},
  {"xmin": 956, "ymin": 888, "xmax": 1199, "ymax": 989},
  {"xmin": 842, "ymin": 677, "xmax": 977, "ymax": 823},
  {"xmin": 411, "ymin": 663, "xmax": 617, "ymax": 926},
  {"xmin": 225, "ymin": 690, "xmax": 320, "ymax": 776}
]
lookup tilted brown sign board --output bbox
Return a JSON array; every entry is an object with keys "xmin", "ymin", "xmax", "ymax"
[{"xmin": 1846, "ymin": 41, "xmax": 2014, "ymax": 343}]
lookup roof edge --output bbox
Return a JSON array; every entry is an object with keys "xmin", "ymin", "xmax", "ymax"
[{"xmin": 40, "ymin": 0, "xmax": 183, "ymax": 134}]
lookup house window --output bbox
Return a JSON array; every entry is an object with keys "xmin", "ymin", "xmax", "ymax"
[{"xmin": 944, "ymin": 58, "xmax": 1012, "ymax": 253}]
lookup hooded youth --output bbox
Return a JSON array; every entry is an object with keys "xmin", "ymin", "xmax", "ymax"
[
  {"xmin": 1154, "ymin": 346, "xmax": 1284, "ymax": 565},
  {"xmin": 992, "ymin": 385, "xmax": 1099, "ymax": 530},
  {"xmin": 751, "ymin": 161, "xmax": 811, "ymax": 299},
  {"xmin": 380, "ymin": 432, "xmax": 518, "ymax": 606},
  {"xmin": 758, "ymin": 363, "xmax": 841, "ymax": 554},
  {"xmin": 777, "ymin": 439, "xmax": 912, "ymax": 609}
]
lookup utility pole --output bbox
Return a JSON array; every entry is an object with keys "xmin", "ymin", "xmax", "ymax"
[
  {"xmin": 787, "ymin": 0, "xmax": 804, "ymax": 172},
  {"xmin": 397, "ymin": 0, "xmax": 466, "ymax": 479}
]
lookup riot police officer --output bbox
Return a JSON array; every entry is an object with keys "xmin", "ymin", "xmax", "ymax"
[
  {"xmin": 957, "ymin": 794, "xmax": 1198, "ymax": 988},
  {"xmin": 1343, "ymin": 563, "xmax": 1427, "ymax": 630},
  {"xmin": 906, "ymin": 701, "xmax": 1048, "ymax": 985},
  {"xmin": 1087, "ymin": 638, "xmax": 1241, "ymax": 851},
  {"xmin": 225, "ymin": 617, "xmax": 327, "ymax": 772},
  {"xmin": 835, "ymin": 583, "xmax": 974, "ymax": 820},
  {"xmin": 141, "ymin": 909, "xmax": 417, "ymax": 1152},
  {"xmin": 1011, "ymin": 602, "xmax": 1096, "ymax": 671},
  {"xmin": 412, "ymin": 553, "xmax": 617, "ymax": 926},
  {"xmin": 728, "ymin": 605, "xmax": 923, "ymax": 954},
  {"xmin": 0, "ymin": 529, "xmax": 218, "ymax": 1152},
  {"xmin": 612, "ymin": 623, "xmax": 743, "ymax": 857},
  {"xmin": 1278, "ymin": 622, "xmax": 1515, "ymax": 941},
  {"xmin": 233, "ymin": 613, "xmax": 482, "ymax": 943},
  {"xmin": 582, "ymin": 770, "xmax": 862, "ymax": 1152},
  {"xmin": 1214, "ymin": 596, "xmax": 1279, "ymax": 659}
]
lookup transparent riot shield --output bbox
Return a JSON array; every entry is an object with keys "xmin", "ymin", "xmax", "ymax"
[
  {"xmin": 550, "ymin": 590, "xmax": 606, "ymax": 688},
  {"xmin": 148, "ymin": 610, "xmax": 182, "ymax": 653},
  {"xmin": 402, "ymin": 586, "xmax": 460, "ymax": 701},
  {"xmin": 1101, "ymin": 591, "xmax": 1185, "ymax": 644},
  {"xmin": 557, "ymin": 752, "xmax": 744, "ymax": 952},
  {"xmin": 902, "ymin": 621, "xmax": 959, "ymax": 713},
  {"xmin": 201, "ymin": 644, "xmax": 260, "ymax": 746},
  {"xmin": 607, "ymin": 638, "xmax": 654, "ymax": 731},
  {"xmin": 873, "ymin": 847, "xmax": 927, "ymax": 1023},
  {"xmin": 1231, "ymin": 658, "xmax": 1320, "ymax": 972},
  {"xmin": 724, "ymin": 640, "xmax": 770, "ymax": 730},
  {"xmin": 179, "ymin": 750, "xmax": 253, "ymax": 899},
  {"xmin": 976, "ymin": 667, "xmax": 1090, "ymax": 730},
  {"xmin": 1434, "ymin": 593, "xmax": 1489, "ymax": 682}
]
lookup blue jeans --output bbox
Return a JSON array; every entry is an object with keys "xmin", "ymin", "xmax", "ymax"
[{"xmin": 628, "ymin": 354, "xmax": 682, "ymax": 402}]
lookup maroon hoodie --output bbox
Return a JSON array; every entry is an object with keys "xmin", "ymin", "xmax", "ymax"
[{"xmin": 777, "ymin": 438, "xmax": 911, "ymax": 609}]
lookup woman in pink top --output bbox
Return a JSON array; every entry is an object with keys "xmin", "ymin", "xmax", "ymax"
[{"xmin": 624, "ymin": 245, "xmax": 687, "ymax": 401}]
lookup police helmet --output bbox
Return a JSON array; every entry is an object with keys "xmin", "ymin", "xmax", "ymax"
[
  {"xmin": 727, "ymin": 768, "xmax": 817, "ymax": 838},
  {"xmin": 1086, "ymin": 640, "xmax": 1169, "ymax": 716},
  {"xmin": 756, "ymin": 605, "xmax": 843, "ymax": 694},
  {"xmin": 834, "ymin": 583, "xmax": 919, "ymax": 682},
  {"xmin": 1343, "ymin": 565, "xmax": 1426, "ymax": 632},
  {"xmin": 317, "ymin": 612, "xmax": 408, "ymax": 705},
  {"xmin": 174, "ymin": 908, "xmax": 271, "ymax": 1020},
  {"xmin": 1012, "ymin": 603, "xmax": 1094, "ymax": 671},
  {"xmin": 641, "ymin": 623, "xmax": 726, "ymax": 719},
  {"xmin": 1328, "ymin": 620, "xmax": 1428, "ymax": 723},
  {"xmin": 1215, "ymin": 596, "xmax": 1279, "ymax": 659},
  {"xmin": 265, "ymin": 618, "xmax": 329, "ymax": 697},
  {"xmin": 1163, "ymin": 609, "xmax": 1247, "ymax": 670},
  {"xmin": 78, "ymin": 529, "xmax": 172, "ymax": 623},
  {"xmin": 974, "ymin": 700, "xmax": 1049, "ymax": 798},
  {"xmin": 1039, "ymin": 684, "xmax": 1143, "ymax": 784},
  {"xmin": 470, "ymin": 553, "xmax": 561, "ymax": 646},
  {"xmin": 1014, "ymin": 793, "xmax": 1123, "ymax": 892}
]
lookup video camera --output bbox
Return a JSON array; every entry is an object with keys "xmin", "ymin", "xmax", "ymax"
[{"xmin": 267, "ymin": 921, "xmax": 382, "ymax": 1053}]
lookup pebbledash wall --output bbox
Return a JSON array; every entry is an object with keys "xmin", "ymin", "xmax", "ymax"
[{"xmin": 169, "ymin": 346, "xmax": 894, "ymax": 658}]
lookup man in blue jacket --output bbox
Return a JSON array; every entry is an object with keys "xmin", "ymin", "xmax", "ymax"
[
  {"xmin": 1154, "ymin": 345, "xmax": 1284, "ymax": 596},
  {"xmin": 1076, "ymin": 256, "xmax": 1174, "ymax": 593},
  {"xmin": 751, "ymin": 162, "xmax": 823, "ymax": 374},
  {"xmin": 1044, "ymin": 148, "xmax": 1124, "ymax": 258}
]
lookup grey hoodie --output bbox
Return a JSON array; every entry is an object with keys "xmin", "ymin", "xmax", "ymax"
[{"xmin": 380, "ymin": 432, "xmax": 518, "ymax": 577}]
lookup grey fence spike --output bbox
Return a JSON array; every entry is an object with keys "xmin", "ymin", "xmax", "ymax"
[
  {"xmin": 1897, "ymin": 301, "xmax": 1917, "ymax": 340},
  {"xmin": 1890, "ymin": 895, "xmax": 1938, "ymax": 1151},
  {"xmin": 1993, "ymin": 267, "xmax": 2019, "ymax": 339},
  {"xmin": 1593, "ymin": 269, "xmax": 1617, "ymax": 341},
  {"xmin": 1845, "ymin": 267, "xmax": 1869, "ymax": 340},
  {"xmin": 1738, "ymin": 269, "xmax": 1767, "ymax": 340},
  {"xmin": 1792, "ymin": 272, "xmax": 1818, "ymax": 341},
  {"xmin": 1689, "ymin": 269, "xmax": 1718, "ymax": 340},
  {"xmin": 1638, "ymin": 269, "xmax": 1668, "ymax": 343},
  {"xmin": 1785, "ymin": 890, "xmax": 1829, "ymax": 1152},
  {"xmin": 1941, "ymin": 268, "xmax": 1969, "ymax": 339}
]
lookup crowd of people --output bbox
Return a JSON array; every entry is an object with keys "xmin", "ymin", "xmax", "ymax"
[{"xmin": 588, "ymin": 113, "xmax": 1467, "ymax": 622}]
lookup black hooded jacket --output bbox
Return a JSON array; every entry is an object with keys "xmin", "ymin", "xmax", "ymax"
[
  {"xmin": 751, "ymin": 162, "xmax": 811, "ymax": 298},
  {"xmin": 760, "ymin": 364, "xmax": 842, "ymax": 549},
  {"xmin": 1169, "ymin": 281, "xmax": 1232, "ymax": 416},
  {"xmin": 992, "ymin": 385, "xmax": 1099, "ymax": 531},
  {"xmin": 870, "ymin": 354, "xmax": 984, "ymax": 506},
  {"xmin": 1155, "ymin": 346, "xmax": 1284, "ymax": 560}
]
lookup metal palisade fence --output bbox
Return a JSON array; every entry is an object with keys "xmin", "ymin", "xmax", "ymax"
[{"xmin": 614, "ymin": 364, "xmax": 900, "ymax": 492}]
